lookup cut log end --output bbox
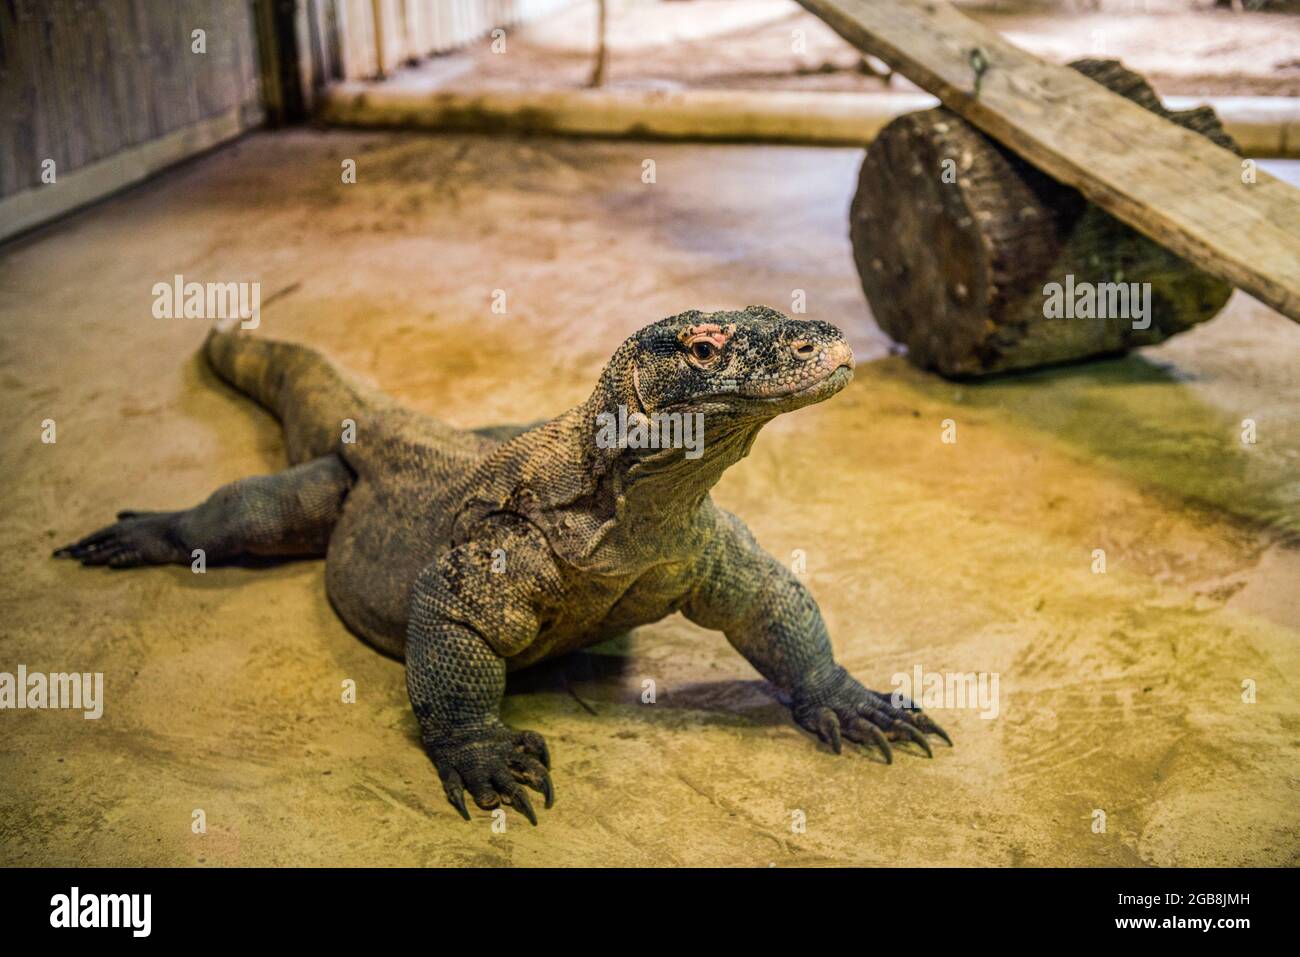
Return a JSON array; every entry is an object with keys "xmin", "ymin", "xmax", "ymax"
[{"xmin": 850, "ymin": 59, "xmax": 1238, "ymax": 378}]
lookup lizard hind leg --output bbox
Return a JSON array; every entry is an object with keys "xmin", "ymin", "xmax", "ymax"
[{"xmin": 54, "ymin": 454, "xmax": 353, "ymax": 568}]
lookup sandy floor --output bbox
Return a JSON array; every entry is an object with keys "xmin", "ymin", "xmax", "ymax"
[
  {"xmin": 0, "ymin": 129, "xmax": 1297, "ymax": 866},
  {"xmin": 411, "ymin": 0, "xmax": 1300, "ymax": 97}
]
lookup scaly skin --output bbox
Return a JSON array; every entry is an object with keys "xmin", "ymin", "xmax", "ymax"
[{"xmin": 55, "ymin": 306, "xmax": 950, "ymax": 825}]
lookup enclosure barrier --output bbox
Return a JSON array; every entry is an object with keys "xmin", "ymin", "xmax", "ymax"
[{"xmin": 319, "ymin": 0, "xmax": 578, "ymax": 82}]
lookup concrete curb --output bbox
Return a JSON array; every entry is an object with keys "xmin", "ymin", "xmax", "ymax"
[{"xmin": 319, "ymin": 84, "xmax": 1300, "ymax": 157}]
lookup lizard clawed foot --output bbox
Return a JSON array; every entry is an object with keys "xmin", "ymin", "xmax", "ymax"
[
  {"xmin": 52, "ymin": 511, "xmax": 186, "ymax": 567},
  {"xmin": 427, "ymin": 726, "xmax": 554, "ymax": 826},
  {"xmin": 792, "ymin": 667, "xmax": 952, "ymax": 763}
]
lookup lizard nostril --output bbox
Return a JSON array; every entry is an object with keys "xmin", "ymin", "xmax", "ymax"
[{"xmin": 791, "ymin": 340, "xmax": 817, "ymax": 361}]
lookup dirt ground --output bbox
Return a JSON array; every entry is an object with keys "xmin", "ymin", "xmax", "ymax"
[
  {"xmin": 0, "ymin": 129, "xmax": 1297, "ymax": 866},
  {"xmin": 416, "ymin": 0, "xmax": 1300, "ymax": 97}
]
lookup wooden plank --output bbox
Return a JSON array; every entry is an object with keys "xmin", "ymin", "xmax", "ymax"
[
  {"xmin": 371, "ymin": 0, "xmax": 405, "ymax": 76},
  {"xmin": 254, "ymin": 0, "xmax": 287, "ymax": 122},
  {"xmin": 795, "ymin": 0, "xmax": 1300, "ymax": 321},
  {"xmin": 403, "ymin": 0, "xmax": 432, "ymax": 57},
  {"xmin": 337, "ymin": 0, "xmax": 378, "ymax": 80}
]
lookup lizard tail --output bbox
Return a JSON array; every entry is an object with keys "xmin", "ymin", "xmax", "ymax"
[{"xmin": 203, "ymin": 328, "xmax": 386, "ymax": 465}]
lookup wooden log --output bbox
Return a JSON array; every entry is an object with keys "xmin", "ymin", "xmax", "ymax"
[
  {"xmin": 796, "ymin": 0, "xmax": 1300, "ymax": 324},
  {"xmin": 849, "ymin": 60, "xmax": 1239, "ymax": 378}
]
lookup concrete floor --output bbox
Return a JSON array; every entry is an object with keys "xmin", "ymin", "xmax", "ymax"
[{"xmin": 0, "ymin": 130, "xmax": 1297, "ymax": 866}]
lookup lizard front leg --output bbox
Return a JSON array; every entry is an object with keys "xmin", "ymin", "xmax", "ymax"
[
  {"xmin": 405, "ymin": 517, "xmax": 561, "ymax": 824},
  {"xmin": 54, "ymin": 454, "xmax": 352, "ymax": 567},
  {"xmin": 684, "ymin": 510, "xmax": 951, "ymax": 762}
]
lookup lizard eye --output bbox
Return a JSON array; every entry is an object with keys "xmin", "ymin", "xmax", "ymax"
[
  {"xmin": 679, "ymin": 323, "xmax": 733, "ymax": 367},
  {"xmin": 691, "ymin": 341, "xmax": 717, "ymax": 361}
]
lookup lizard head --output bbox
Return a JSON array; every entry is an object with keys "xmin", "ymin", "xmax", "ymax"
[
  {"xmin": 527, "ymin": 305, "xmax": 856, "ymax": 551},
  {"xmin": 585, "ymin": 305, "xmax": 853, "ymax": 486},
  {"xmin": 616, "ymin": 304, "xmax": 854, "ymax": 422}
]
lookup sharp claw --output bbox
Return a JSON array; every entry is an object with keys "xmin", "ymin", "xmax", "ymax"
[
  {"xmin": 913, "ymin": 713, "xmax": 953, "ymax": 746},
  {"xmin": 817, "ymin": 708, "xmax": 843, "ymax": 755},
  {"xmin": 448, "ymin": 788, "xmax": 470, "ymax": 821},
  {"xmin": 844, "ymin": 717, "xmax": 894, "ymax": 764},
  {"xmin": 442, "ymin": 771, "xmax": 471, "ymax": 821},
  {"xmin": 868, "ymin": 724, "xmax": 893, "ymax": 764},
  {"xmin": 434, "ymin": 733, "xmax": 554, "ymax": 824},
  {"xmin": 893, "ymin": 720, "xmax": 933, "ymax": 758},
  {"xmin": 511, "ymin": 790, "xmax": 538, "ymax": 826},
  {"xmin": 519, "ymin": 731, "xmax": 550, "ymax": 769}
]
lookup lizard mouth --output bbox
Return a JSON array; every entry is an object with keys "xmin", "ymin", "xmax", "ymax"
[
  {"xmin": 746, "ymin": 363, "xmax": 853, "ymax": 402},
  {"xmin": 738, "ymin": 338, "xmax": 855, "ymax": 404},
  {"xmin": 658, "ymin": 344, "xmax": 855, "ymax": 413}
]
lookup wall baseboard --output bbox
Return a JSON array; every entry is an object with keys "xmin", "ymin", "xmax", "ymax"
[{"xmin": 0, "ymin": 106, "xmax": 257, "ymax": 246}]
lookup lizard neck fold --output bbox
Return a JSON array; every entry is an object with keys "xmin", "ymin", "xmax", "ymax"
[
  {"xmin": 461, "ymin": 307, "xmax": 851, "ymax": 571},
  {"xmin": 578, "ymin": 361, "xmax": 769, "ymax": 523}
]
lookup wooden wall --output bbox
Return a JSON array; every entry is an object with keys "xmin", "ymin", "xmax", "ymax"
[
  {"xmin": 0, "ymin": 0, "xmax": 577, "ymax": 241},
  {"xmin": 318, "ymin": 0, "xmax": 578, "ymax": 81},
  {"xmin": 0, "ymin": 0, "xmax": 264, "ymax": 200}
]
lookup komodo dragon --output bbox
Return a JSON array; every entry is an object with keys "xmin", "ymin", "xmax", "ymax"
[{"xmin": 55, "ymin": 305, "xmax": 950, "ymax": 824}]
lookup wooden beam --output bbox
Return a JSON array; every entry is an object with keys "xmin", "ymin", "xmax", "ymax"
[{"xmin": 794, "ymin": 0, "xmax": 1300, "ymax": 322}]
